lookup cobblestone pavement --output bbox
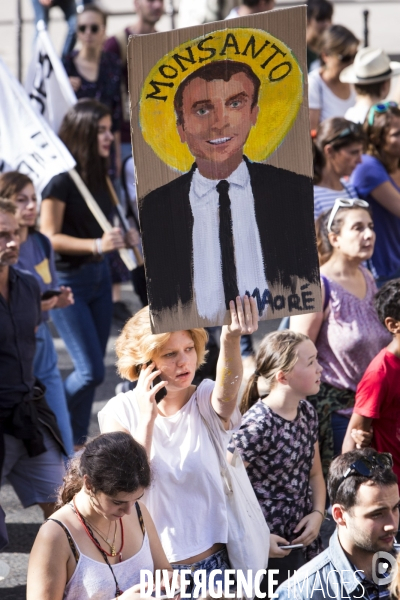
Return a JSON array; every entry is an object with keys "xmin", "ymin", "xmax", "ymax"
[{"xmin": 0, "ymin": 284, "xmax": 280, "ymax": 598}]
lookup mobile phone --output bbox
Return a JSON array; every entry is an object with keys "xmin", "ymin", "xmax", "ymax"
[
  {"xmin": 41, "ymin": 289, "xmax": 62, "ymax": 300},
  {"xmin": 140, "ymin": 362, "xmax": 167, "ymax": 404},
  {"xmin": 278, "ymin": 543, "xmax": 304, "ymax": 550}
]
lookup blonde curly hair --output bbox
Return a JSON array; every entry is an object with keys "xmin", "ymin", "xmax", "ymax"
[{"xmin": 115, "ymin": 306, "xmax": 208, "ymax": 381}]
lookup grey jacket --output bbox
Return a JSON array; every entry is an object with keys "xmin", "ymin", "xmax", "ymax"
[{"xmin": 275, "ymin": 530, "xmax": 387, "ymax": 600}]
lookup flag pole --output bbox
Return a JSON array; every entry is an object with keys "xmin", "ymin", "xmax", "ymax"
[{"xmin": 68, "ymin": 168, "xmax": 136, "ymax": 270}]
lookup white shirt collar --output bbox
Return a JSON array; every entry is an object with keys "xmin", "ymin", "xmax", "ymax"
[{"xmin": 191, "ymin": 160, "xmax": 250, "ymax": 200}]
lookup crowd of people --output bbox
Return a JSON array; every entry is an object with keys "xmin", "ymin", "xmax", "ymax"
[{"xmin": 1, "ymin": 0, "xmax": 400, "ymax": 598}]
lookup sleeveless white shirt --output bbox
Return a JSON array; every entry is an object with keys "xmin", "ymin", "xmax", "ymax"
[{"xmin": 61, "ymin": 523, "xmax": 153, "ymax": 600}]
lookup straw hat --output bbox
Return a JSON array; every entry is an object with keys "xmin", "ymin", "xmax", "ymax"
[{"xmin": 340, "ymin": 47, "xmax": 400, "ymax": 84}]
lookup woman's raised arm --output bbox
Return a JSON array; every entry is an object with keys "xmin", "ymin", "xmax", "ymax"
[{"xmin": 211, "ymin": 296, "xmax": 258, "ymax": 428}]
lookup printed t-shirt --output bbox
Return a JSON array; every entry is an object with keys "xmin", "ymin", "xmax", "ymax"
[
  {"xmin": 351, "ymin": 154, "xmax": 400, "ymax": 280},
  {"xmin": 354, "ymin": 348, "xmax": 400, "ymax": 484},
  {"xmin": 42, "ymin": 172, "xmax": 113, "ymax": 271},
  {"xmin": 16, "ymin": 232, "xmax": 58, "ymax": 321}
]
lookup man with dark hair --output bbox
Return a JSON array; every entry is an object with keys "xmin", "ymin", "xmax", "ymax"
[
  {"xmin": 0, "ymin": 199, "xmax": 65, "ymax": 518},
  {"xmin": 343, "ymin": 280, "xmax": 400, "ymax": 491},
  {"xmin": 306, "ymin": 0, "xmax": 333, "ymax": 71},
  {"xmin": 276, "ymin": 449, "xmax": 399, "ymax": 600},
  {"xmin": 140, "ymin": 59, "xmax": 318, "ymax": 322},
  {"xmin": 226, "ymin": 0, "xmax": 275, "ymax": 19}
]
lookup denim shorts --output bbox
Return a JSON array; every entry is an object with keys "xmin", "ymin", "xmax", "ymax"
[{"xmin": 172, "ymin": 547, "xmax": 233, "ymax": 597}]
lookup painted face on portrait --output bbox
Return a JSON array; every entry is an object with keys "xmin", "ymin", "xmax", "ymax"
[{"xmin": 177, "ymin": 73, "xmax": 259, "ymax": 168}]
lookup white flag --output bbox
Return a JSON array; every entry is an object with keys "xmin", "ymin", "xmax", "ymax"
[
  {"xmin": 0, "ymin": 57, "xmax": 76, "ymax": 193},
  {"xmin": 25, "ymin": 21, "xmax": 77, "ymax": 133}
]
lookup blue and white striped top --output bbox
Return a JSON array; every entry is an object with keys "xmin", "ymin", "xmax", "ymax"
[{"xmin": 314, "ymin": 180, "xmax": 357, "ymax": 220}]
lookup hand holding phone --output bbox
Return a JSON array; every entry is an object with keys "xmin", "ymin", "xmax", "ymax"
[
  {"xmin": 138, "ymin": 362, "xmax": 167, "ymax": 404},
  {"xmin": 41, "ymin": 289, "xmax": 62, "ymax": 300},
  {"xmin": 144, "ymin": 361, "xmax": 167, "ymax": 403}
]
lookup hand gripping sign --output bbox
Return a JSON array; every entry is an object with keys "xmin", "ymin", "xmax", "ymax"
[{"xmin": 128, "ymin": 7, "xmax": 321, "ymax": 333}]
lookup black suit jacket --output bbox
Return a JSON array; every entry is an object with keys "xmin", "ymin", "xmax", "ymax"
[{"xmin": 139, "ymin": 157, "xmax": 319, "ymax": 314}]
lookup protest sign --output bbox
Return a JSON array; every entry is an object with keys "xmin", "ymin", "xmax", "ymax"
[
  {"xmin": 0, "ymin": 57, "xmax": 76, "ymax": 192},
  {"xmin": 25, "ymin": 21, "xmax": 76, "ymax": 133},
  {"xmin": 128, "ymin": 7, "xmax": 321, "ymax": 333}
]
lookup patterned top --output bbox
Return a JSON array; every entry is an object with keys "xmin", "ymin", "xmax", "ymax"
[
  {"xmin": 317, "ymin": 267, "xmax": 392, "ymax": 392},
  {"xmin": 313, "ymin": 180, "xmax": 357, "ymax": 220},
  {"xmin": 227, "ymin": 399, "xmax": 320, "ymax": 560},
  {"xmin": 62, "ymin": 51, "xmax": 122, "ymax": 131}
]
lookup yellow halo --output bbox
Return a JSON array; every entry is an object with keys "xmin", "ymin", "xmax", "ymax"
[{"xmin": 139, "ymin": 27, "xmax": 303, "ymax": 172}]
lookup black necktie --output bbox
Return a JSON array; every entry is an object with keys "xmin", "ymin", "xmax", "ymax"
[{"xmin": 216, "ymin": 180, "xmax": 239, "ymax": 309}]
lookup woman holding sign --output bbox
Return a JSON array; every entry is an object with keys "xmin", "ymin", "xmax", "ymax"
[
  {"xmin": 99, "ymin": 299, "xmax": 261, "ymax": 589},
  {"xmin": 40, "ymin": 99, "xmax": 138, "ymax": 449}
]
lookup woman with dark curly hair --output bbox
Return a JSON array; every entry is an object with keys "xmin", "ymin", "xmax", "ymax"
[{"xmin": 27, "ymin": 432, "xmax": 172, "ymax": 599}]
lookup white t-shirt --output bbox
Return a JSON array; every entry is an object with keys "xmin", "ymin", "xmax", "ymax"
[
  {"xmin": 345, "ymin": 102, "xmax": 370, "ymax": 124},
  {"xmin": 98, "ymin": 379, "xmax": 241, "ymax": 563},
  {"xmin": 308, "ymin": 69, "xmax": 356, "ymax": 122}
]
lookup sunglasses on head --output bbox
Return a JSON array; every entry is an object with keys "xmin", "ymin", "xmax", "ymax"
[
  {"xmin": 327, "ymin": 197, "xmax": 369, "ymax": 232},
  {"xmin": 368, "ymin": 101, "xmax": 398, "ymax": 126},
  {"xmin": 335, "ymin": 453, "xmax": 393, "ymax": 495},
  {"xmin": 325, "ymin": 122, "xmax": 361, "ymax": 145},
  {"xmin": 78, "ymin": 24, "xmax": 100, "ymax": 34}
]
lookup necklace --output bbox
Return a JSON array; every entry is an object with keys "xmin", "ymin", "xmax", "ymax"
[
  {"xmin": 72, "ymin": 497, "xmax": 124, "ymax": 597},
  {"xmin": 87, "ymin": 519, "xmax": 118, "ymax": 556},
  {"xmin": 72, "ymin": 497, "xmax": 124, "ymax": 560}
]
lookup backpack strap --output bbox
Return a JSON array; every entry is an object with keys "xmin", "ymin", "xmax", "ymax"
[
  {"xmin": 45, "ymin": 518, "xmax": 79, "ymax": 564},
  {"xmin": 321, "ymin": 274, "xmax": 331, "ymax": 312}
]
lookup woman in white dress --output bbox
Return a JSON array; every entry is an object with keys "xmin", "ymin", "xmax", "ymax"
[{"xmin": 99, "ymin": 297, "xmax": 259, "ymax": 587}]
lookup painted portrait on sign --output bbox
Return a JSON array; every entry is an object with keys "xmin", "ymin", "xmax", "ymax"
[{"xmin": 131, "ymin": 15, "xmax": 321, "ymax": 332}]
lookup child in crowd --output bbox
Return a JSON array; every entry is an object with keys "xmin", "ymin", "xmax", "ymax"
[
  {"xmin": 228, "ymin": 331, "xmax": 326, "ymax": 588},
  {"xmin": 342, "ymin": 279, "xmax": 400, "ymax": 488}
]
